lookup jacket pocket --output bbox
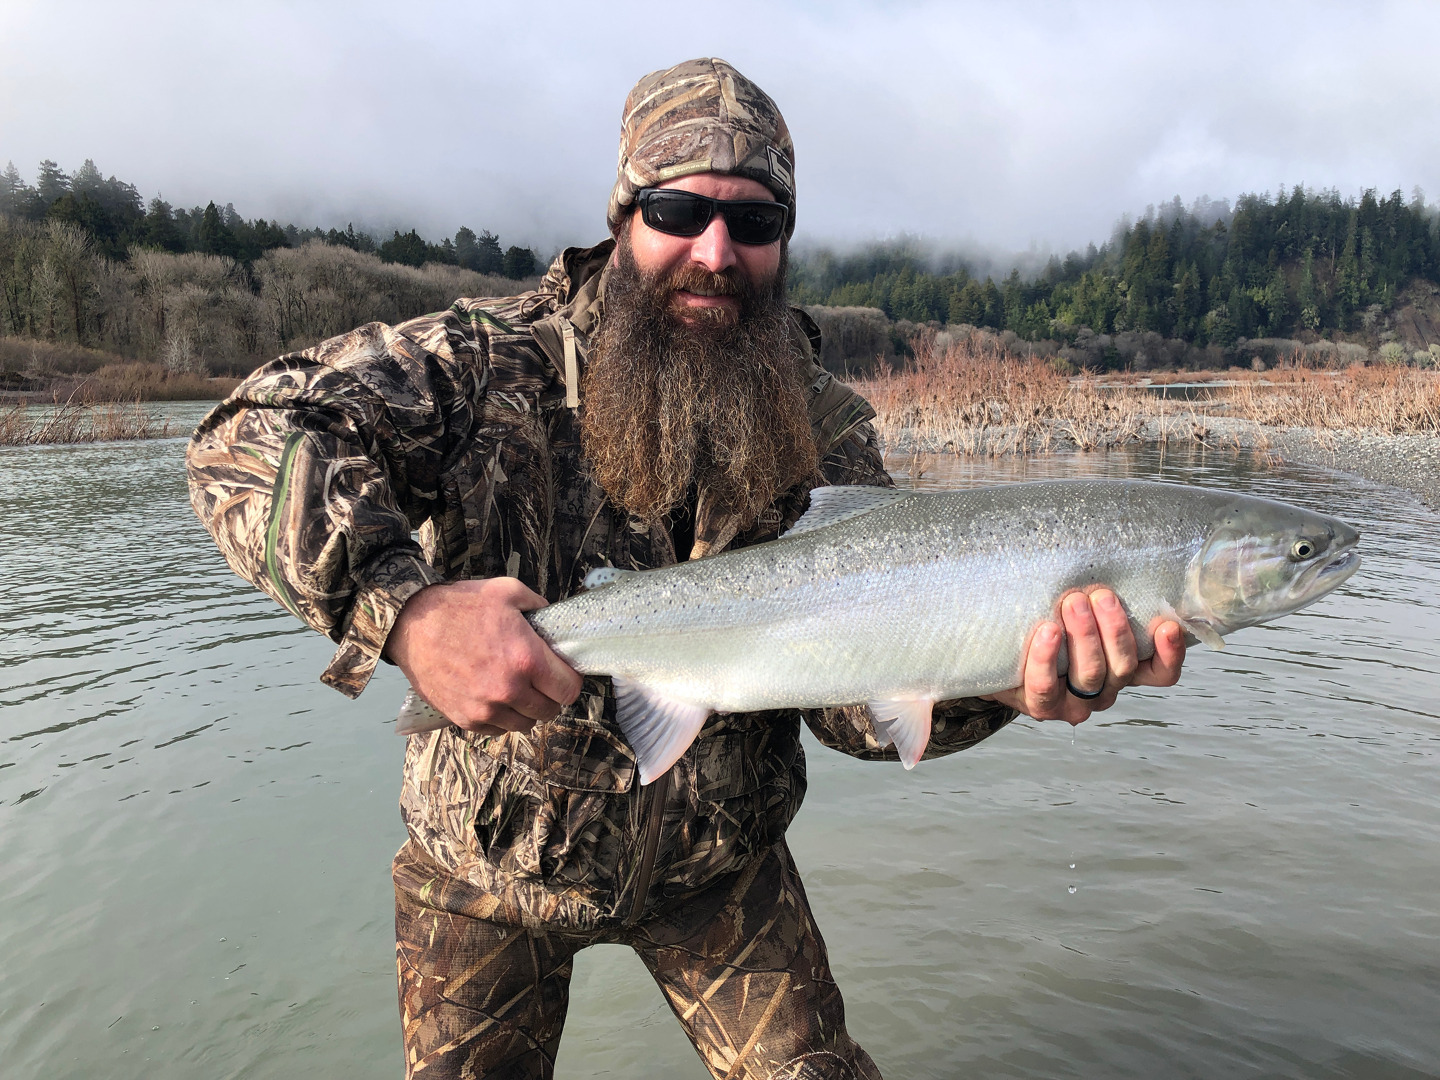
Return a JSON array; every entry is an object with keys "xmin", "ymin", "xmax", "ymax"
[
  {"xmin": 539, "ymin": 709, "xmax": 637, "ymax": 793},
  {"xmin": 692, "ymin": 711, "xmax": 799, "ymax": 802},
  {"xmin": 470, "ymin": 696, "xmax": 636, "ymax": 896}
]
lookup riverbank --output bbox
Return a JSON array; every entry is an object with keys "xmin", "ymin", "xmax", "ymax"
[
  {"xmin": 1215, "ymin": 422, "xmax": 1440, "ymax": 510},
  {"xmin": 0, "ymin": 359, "xmax": 239, "ymax": 444},
  {"xmin": 859, "ymin": 337, "xmax": 1440, "ymax": 509}
]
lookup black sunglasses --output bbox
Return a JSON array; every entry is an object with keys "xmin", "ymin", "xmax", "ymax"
[{"xmin": 635, "ymin": 188, "xmax": 788, "ymax": 245}]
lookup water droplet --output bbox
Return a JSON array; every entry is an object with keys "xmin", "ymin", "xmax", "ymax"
[{"xmin": 1068, "ymin": 885, "xmax": 1077, "ymax": 894}]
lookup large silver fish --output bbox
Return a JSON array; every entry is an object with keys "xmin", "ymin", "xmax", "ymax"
[{"xmin": 395, "ymin": 480, "xmax": 1361, "ymax": 784}]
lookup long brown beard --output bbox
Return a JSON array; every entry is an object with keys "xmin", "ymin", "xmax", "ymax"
[{"xmin": 580, "ymin": 235, "xmax": 818, "ymax": 532}]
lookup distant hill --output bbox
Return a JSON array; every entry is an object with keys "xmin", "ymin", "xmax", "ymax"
[
  {"xmin": 3, "ymin": 158, "xmax": 1438, "ymax": 375},
  {"xmin": 788, "ymin": 188, "xmax": 1440, "ymax": 364},
  {"xmin": 0, "ymin": 157, "xmax": 538, "ymax": 275}
]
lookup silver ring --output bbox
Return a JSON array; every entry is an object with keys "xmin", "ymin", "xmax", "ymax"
[{"xmin": 1065, "ymin": 678, "xmax": 1104, "ymax": 700}]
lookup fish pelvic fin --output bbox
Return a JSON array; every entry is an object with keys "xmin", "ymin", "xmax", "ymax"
[
  {"xmin": 867, "ymin": 697, "xmax": 934, "ymax": 770},
  {"xmin": 783, "ymin": 485, "xmax": 914, "ymax": 537},
  {"xmin": 582, "ymin": 566, "xmax": 638, "ymax": 590},
  {"xmin": 613, "ymin": 677, "xmax": 712, "ymax": 785},
  {"xmin": 395, "ymin": 690, "xmax": 454, "ymax": 736}
]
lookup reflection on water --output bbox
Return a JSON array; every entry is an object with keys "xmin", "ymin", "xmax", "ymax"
[{"xmin": 2, "ymin": 423, "xmax": 1438, "ymax": 1079}]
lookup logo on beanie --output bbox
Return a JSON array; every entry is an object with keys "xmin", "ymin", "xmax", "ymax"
[{"xmin": 765, "ymin": 146, "xmax": 794, "ymax": 199}]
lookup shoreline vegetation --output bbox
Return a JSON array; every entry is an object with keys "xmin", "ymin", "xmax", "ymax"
[
  {"xmin": 0, "ymin": 391, "xmax": 171, "ymax": 445},
  {"xmin": 858, "ymin": 331, "xmax": 1440, "ymax": 458},
  {"xmin": 1, "ymin": 156, "xmax": 1435, "ymax": 469},
  {"xmin": 7, "ymin": 327, "xmax": 1440, "ymax": 493}
]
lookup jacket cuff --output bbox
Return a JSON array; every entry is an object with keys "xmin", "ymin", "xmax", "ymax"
[{"xmin": 320, "ymin": 550, "xmax": 445, "ymax": 699}]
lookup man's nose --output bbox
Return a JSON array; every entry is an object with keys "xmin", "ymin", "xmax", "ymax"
[{"xmin": 687, "ymin": 215, "xmax": 737, "ymax": 274}]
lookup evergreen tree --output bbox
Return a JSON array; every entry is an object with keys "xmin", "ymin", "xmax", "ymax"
[
  {"xmin": 69, "ymin": 158, "xmax": 104, "ymax": 196},
  {"xmin": 35, "ymin": 159, "xmax": 70, "ymax": 205},
  {"xmin": 197, "ymin": 201, "xmax": 238, "ymax": 258},
  {"xmin": 141, "ymin": 197, "xmax": 186, "ymax": 253},
  {"xmin": 1259, "ymin": 267, "xmax": 1288, "ymax": 335},
  {"xmin": 502, "ymin": 245, "xmax": 536, "ymax": 279},
  {"xmin": 379, "ymin": 229, "xmax": 428, "ymax": 267},
  {"xmin": 428, "ymin": 237, "xmax": 458, "ymax": 265},
  {"xmin": 474, "ymin": 230, "xmax": 504, "ymax": 275},
  {"xmin": 48, "ymin": 192, "xmax": 128, "ymax": 260},
  {"xmin": 980, "ymin": 279, "xmax": 1004, "ymax": 329},
  {"xmin": 0, "ymin": 161, "xmax": 36, "ymax": 217},
  {"xmin": 948, "ymin": 279, "xmax": 985, "ymax": 325},
  {"xmin": 1335, "ymin": 214, "xmax": 1362, "ymax": 328},
  {"xmin": 1297, "ymin": 248, "xmax": 1320, "ymax": 330},
  {"xmin": 454, "ymin": 226, "xmax": 481, "ymax": 271}
]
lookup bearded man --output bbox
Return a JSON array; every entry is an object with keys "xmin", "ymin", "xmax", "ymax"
[{"xmin": 188, "ymin": 58, "xmax": 1185, "ymax": 1080}]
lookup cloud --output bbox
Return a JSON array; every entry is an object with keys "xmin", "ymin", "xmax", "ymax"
[{"xmin": 2, "ymin": 0, "xmax": 1437, "ymax": 259}]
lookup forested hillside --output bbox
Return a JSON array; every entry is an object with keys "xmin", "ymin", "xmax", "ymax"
[
  {"xmin": 789, "ymin": 188, "xmax": 1440, "ymax": 352},
  {"xmin": 4, "ymin": 156, "xmax": 1439, "ymax": 381},
  {"xmin": 0, "ymin": 158, "xmax": 539, "ymax": 275},
  {"xmin": 0, "ymin": 157, "xmax": 544, "ymax": 379}
]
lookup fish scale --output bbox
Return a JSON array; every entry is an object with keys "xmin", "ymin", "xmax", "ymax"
[{"xmin": 396, "ymin": 479, "xmax": 1361, "ymax": 784}]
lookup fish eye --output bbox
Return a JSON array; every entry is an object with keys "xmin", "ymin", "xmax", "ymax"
[{"xmin": 1290, "ymin": 539, "xmax": 1317, "ymax": 561}]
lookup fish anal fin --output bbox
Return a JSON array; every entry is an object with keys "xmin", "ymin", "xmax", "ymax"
[
  {"xmin": 783, "ymin": 485, "xmax": 913, "ymax": 537},
  {"xmin": 867, "ymin": 697, "xmax": 934, "ymax": 770},
  {"xmin": 613, "ymin": 677, "xmax": 712, "ymax": 785}
]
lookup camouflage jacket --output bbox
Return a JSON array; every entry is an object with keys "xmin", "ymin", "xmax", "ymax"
[{"xmin": 187, "ymin": 240, "xmax": 1017, "ymax": 932}]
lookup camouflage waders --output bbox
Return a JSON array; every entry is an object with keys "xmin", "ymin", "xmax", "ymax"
[{"xmin": 394, "ymin": 839, "xmax": 879, "ymax": 1080}]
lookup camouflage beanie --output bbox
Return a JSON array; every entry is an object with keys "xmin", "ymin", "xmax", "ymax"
[{"xmin": 607, "ymin": 57, "xmax": 796, "ymax": 240}]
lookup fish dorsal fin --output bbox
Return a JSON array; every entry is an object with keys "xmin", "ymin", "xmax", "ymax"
[
  {"xmin": 612, "ymin": 677, "xmax": 712, "ymax": 785},
  {"xmin": 783, "ymin": 485, "xmax": 913, "ymax": 537},
  {"xmin": 867, "ymin": 697, "xmax": 934, "ymax": 770},
  {"xmin": 583, "ymin": 566, "xmax": 637, "ymax": 590}
]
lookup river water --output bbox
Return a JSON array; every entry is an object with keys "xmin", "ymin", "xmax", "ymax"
[{"xmin": 1, "ymin": 409, "xmax": 1437, "ymax": 1079}]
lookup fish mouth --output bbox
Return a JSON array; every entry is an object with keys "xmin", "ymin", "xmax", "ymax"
[{"xmin": 1298, "ymin": 542, "xmax": 1361, "ymax": 602}]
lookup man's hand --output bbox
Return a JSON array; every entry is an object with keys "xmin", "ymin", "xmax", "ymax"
[
  {"xmin": 385, "ymin": 578, "xmax": 583, "ymax": 737},
  {"xmin": 983, "ymin": 587, "xmax": 1186, "ymax": 724}
]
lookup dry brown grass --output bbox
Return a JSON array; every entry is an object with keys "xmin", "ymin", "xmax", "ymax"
[
  {"xmin": 0, "ymin": 336, "xmax": 128, "ymax": 376},
  {"xmin": 856, "ymin": 337, "xmax": 1440, "ymax": 456},
  {"xmin": 856, "ymin": 335, "xmax": 1157, "ymax": 455},
  {"xmin": 0, "ymin": 388, "xmax": 171, "ymax": 445},
  {"xmin": 52, "ymin": 363, "xmax": 241, "ymax": 402},
  {"xmin": 1, "ymin": 350, "xmax": 240, "ymax": 402},
  {"xmin": 1225, "ymin": 366, "xmax": 1440, "ymax": 435}
]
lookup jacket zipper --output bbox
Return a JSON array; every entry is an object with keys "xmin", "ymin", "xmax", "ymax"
[{"xmin": 626, "ymin": 770, "xmax": 670, "ymax": 926}]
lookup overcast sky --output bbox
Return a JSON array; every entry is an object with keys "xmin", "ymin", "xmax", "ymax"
[{"xmin": 2, "ymin": 0, "xmax": 1436, "ymax": 263}]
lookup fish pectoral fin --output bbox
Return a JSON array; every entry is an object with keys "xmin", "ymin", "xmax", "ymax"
[
  {"xmin": 783, "ymin": 485, "xmax": 914, "ymax": 537},
  {"xmin": 582, "ymin": 566, "xmax": 637, "ymax": 590},
  {"xmin": 867, "ymin": 698, "xmax": 935, "ymax": 770},
  {"xmin": 1182, "ymin": 618, "xmax": 1226, "ymax": 650},
  {"xmin": 395, "ymin": 690, "xmax": 453, "ymax": 736},
  {"xmin": 1158, "ymin": 602, "xmax": 1226, "ymax": 652},
  {"xmin": 612, "ymin": 677, "xmax": 712, "ymax": 786}
]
